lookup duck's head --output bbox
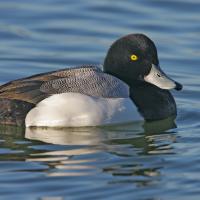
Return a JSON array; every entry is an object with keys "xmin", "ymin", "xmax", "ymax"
[{"xmin": 104, "ymin": 34, "xmax": 182, "ymax": 91}]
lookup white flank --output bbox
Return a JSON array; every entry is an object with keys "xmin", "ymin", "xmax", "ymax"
[{"xmin": 25, "ymin": 93, "xmax": 143, "ymax": 127}]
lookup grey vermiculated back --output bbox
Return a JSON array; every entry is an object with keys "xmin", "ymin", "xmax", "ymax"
[
  {"xmin": 40, "ymin": 66, "xmax": 129, "ymax": 98},
  {"xmin": 51, "ymin": 65, "xmax": 102, "ymax": 77}
]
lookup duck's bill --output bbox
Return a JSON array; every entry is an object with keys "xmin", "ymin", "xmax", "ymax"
[{"xmin": 144, "ymin": 64, "xmax": 182, "ymax": 91}]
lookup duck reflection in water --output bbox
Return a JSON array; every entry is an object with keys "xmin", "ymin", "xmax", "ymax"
[{"xmin": 24, "ymin": 118, "xmax": 177, "ymax": 181}]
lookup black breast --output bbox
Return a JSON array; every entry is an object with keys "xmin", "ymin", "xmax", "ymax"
[{"xmin": 130, "ymin": 83, "xmax": 177, "ymax": 121}]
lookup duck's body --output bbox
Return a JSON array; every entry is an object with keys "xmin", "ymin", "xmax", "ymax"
[{"xmin": 0, "ymin": 34, "xmax": 182, "ymax": 127}]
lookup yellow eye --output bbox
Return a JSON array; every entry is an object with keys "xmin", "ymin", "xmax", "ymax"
[{"xmin": 130, "ymin": 54, "xmax": 138, "ymax": 61}]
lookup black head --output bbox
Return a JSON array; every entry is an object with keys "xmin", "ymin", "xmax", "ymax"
[
  {"xmin": 104, "ymin": 34, "xmax": 158, "ymax": 85},
  {"xmin": 103, "ymin": 33, "xmax": 182, "ymax": 91}
]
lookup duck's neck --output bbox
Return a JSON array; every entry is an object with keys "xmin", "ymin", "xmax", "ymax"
[{"xmin": 129, "ymin": 82, "xmax": 177, "ymax": 121}]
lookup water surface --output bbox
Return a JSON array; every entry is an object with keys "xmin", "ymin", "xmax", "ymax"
[{"xmin": 0, "ymin": 0, "xmax": 200, "ymax": 199}]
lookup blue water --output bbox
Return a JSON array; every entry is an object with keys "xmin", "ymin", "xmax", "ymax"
[{"xmin": 0, "ymin": 0, "xmax": 200, "ymax": 199}]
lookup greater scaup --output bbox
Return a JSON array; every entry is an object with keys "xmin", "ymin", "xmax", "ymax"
[{"xmin": 0, "ymin": 34, "xmax": 182, "ymax": 127}]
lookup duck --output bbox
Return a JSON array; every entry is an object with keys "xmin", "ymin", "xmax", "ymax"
[{"xmin": 0, "ymin": 33, "xmax": 182, "ymax": 127}]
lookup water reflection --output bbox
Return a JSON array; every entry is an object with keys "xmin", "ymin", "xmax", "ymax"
[
  {"xmin": 25, "ymin": 122, "xmax": 144, "ymax": 145},
  {"xmin": 23, "ymin": 118, "xmax": 177, "ymax": 179},
  {"xmin": 0, "ymin": 118, "xmax": 178, "ymax": 197},
  {"xmin": 25, "ymin": 117, "xmax": 176, "ymax": 146}
]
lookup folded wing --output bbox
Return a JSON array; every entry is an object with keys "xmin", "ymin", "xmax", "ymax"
[{"xmin": 0, "ymin": 65, "xmax": 129, "ymax": 105}]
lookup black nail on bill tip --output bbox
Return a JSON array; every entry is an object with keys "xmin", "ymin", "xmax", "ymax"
[{"xmin": 175, "ymin": 81, "xmax": 183, "ymax": 91}]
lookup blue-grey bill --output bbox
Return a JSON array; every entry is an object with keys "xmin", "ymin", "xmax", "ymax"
[{"xmin": 144, "ymin": 64, "xmax": 182, "ymax": 91}]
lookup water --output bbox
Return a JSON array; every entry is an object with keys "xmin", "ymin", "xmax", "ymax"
[{"xmin": 0, "ymin": 0, "xmax": 200, "ymax": 199}]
